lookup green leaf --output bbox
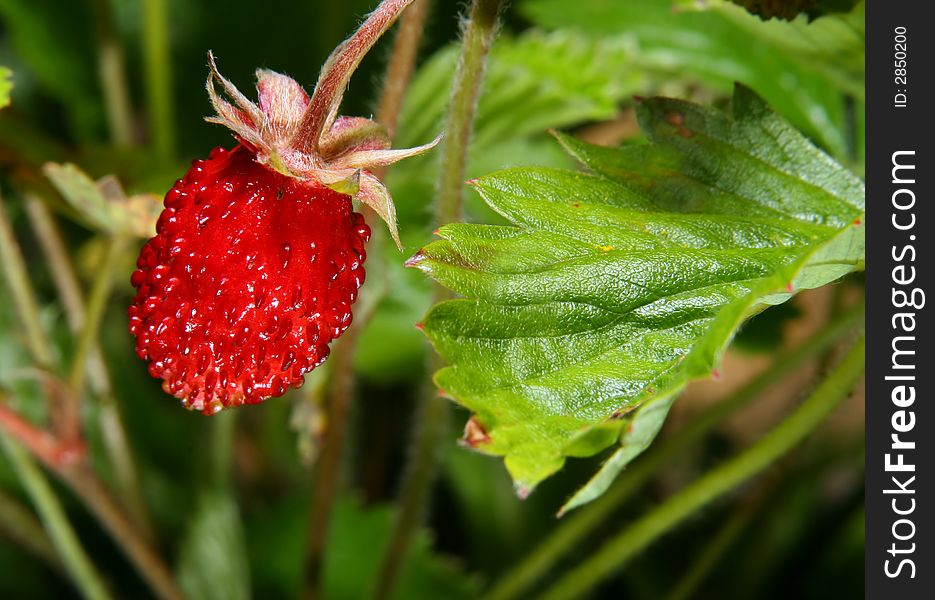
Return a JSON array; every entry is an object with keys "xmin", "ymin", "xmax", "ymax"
[
  {"xmin": 367, "ymin": 29, "xmax": 657, "ymax": 383},
  {"xmin": 0, "ymin": 67, "xmax": 11, "ymax": 110},
  {"xmin": 176, "ymin": 492, "xmax": 251, "ymax": 600},
  {"xmin": 520, "ymin": 0, "xmax": 864, "ymax": 158},
  {"xmin": 43, "ymin": 163, "xmax": 161, "ymax": 238},
  {"xmin": 414, "ymin": 87, "xmax": 863, "ymax": 500}
]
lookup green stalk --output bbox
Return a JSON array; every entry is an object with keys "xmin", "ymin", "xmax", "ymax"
[
  {"xmin": 305, "ymin": 335, "xmax": 357, "ymax": 598},
  {"xmin": 211, "ymin": 411, "xmax": 238, "ymax": 490},
  {"xmin": 434, "ymin": 0, "xmax": 503, "ymax": 226},
  {"xmin": 662, "ymin": 473, "xmax": 776, "ymax": 600},
  {"xmin": 3, "ymin": 193, "xmax": 179, "ymax": 598},
  {"xmin": 484, "ymin": 300, "xmax": 864, "ymax": 600},
  {"xmin": 0, "ymin": 487, "xmax": 62, "ymax": 571},
  {"xmin": 372, "ymin": 1, "xmax": 504, "ymax": 598},
  {"xmin": 142, "ymin": 0, "xmax": 176, "ymax": 158},
  {"xmin": 90, "ymin": 0, "xmax": 135, "ymax": 146},
  {"xmin": 302, "ymin": 5, "xmax": 432, "ymax": 597},
  {"xmin": 67, "ymin": 235, "xmax": 126, "ymax": 398},
  {"xmin": 540, "ymin": 336, "xmax": 865, "ymax": 600},
  {"xmin": 1, "ymin": 437, "xmax": 111, "ymax": 600},
  {"xmin": 25, "ymin": 197, "xmax": 152, "ymax": 538},
  {"xmin": 0, "ymin": 192, "xmax": 54, "ymax": 367}
]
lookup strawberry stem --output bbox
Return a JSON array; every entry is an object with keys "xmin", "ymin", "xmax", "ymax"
[
  {"xmin": 291, "ymin": 0, "xmax": 417, "ymax": 154},
  {"xmin": 374, "ymin": 0, "xmax": 432, "ymax": 150},
  {"xmin": 302, "ymin": 4, "xmax": 429, "ymax": 597}
]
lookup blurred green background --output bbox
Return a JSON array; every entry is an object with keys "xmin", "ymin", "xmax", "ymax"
[{"xmin": 0, "ymin": 0, "xmax": 864, "ymax": 598}]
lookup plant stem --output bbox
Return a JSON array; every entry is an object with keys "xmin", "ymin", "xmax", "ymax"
[
  {"xmin": 211, "ymin": 410, "xmax": 237, "ymax": 490},
  {"xmin": 0, "ymin": 436, "xmax": 112, "ymax": 600},
  {"xmin": 90, "ymin": 0, "xmax": 135, "ymax": 146},
  {"xmin": 0, "ymin": 388, "xmax": 183, "ymax": 600},
  {"xmin": 435, "ymin": 0, "xmax": 502, "ymax": 226},
  {"xmin": 60, "ymin": 464, "xmax": 185, "ymax": 600},
  {"xmin": 0, "ymin": 487, "xmax": 62, "ymax": 572},
  {"xmin": 372, "ymin": 1, "xmax": 503, "ymax": 598},
  {"xmin": 303, "ymin": 3, "xmax": 432, "ymax": 595},
  {"xmin": 142, "ymin": 0, "xmax": 176, "ymax": 158},
  {"xmin": 0, "ymin": 191, "xmax": 54, "ymax": 368},
  {"xmin": 371, "ymin": 367, "xmax": 449, "ymax": 600},
  {"xmin": 24, "ymin": 196, "xmax": 152, "ymax": 538},
  {"xmin": 67, "ymin": 235, "xmax": 126, "ymax": 402},
  {"xmin": 0, "ymin": 403, "xmax": 82, "ymax": 466},
  {"xmin": 374, "ymin": 0, "xmax": 432, "ymax": 145},
  {"xmin": 662, "ymin": 471, "xmax": 777, "ymax": 600},
  {"xmin": 295, "ymin": 0, "xmax": 417, "ymax": 153},
  {"xmin": 540, "ymin": 336, "xmax": 865, "ymax": 600},
  {"xmin": 305, "ymin": 333, "xmax": 358, "ymax": 598},
  {"xmin": 484, "ymin": 300, "xmax": 864, "ymax": 600}
]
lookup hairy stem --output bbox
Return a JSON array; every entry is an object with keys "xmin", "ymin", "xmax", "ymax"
[
  {"xmin": 540, "ymin": 336, "xmax": 865, "ymax": 600},
  {"xmin": 294, "ymin": 0, "xmax": 417, "ymax": 153},
  {"xmin": 24, "ymin": 197, "xmax": 152, "ymax": 538},
  {"xmin": 372, "ymin": 1, "xmax": 504, "ymax": 597},
  {"xmin": 0, "ymin": 436, "xmax": 111, "ymax": 600},
  {"xmin": 142, "ymin": 0, "xmax": 176, "ymax": 158},
  {"xmin": 484, "ymin": 299, "xmax": 864, "ymax": 600},
  {"xmin": 90, "ymin": 0, "xmax": 135, "ymax": 146},
  {"xmin": 375, "ymin": 0, "xmax": 432, "ymax": 145},
  {"xmin": 304, "ymin": 333, "xmax": 357, "ymax": 599},
  {"xmin": 303, "ymin": 3, "xmax": 430, "ymax": 595},
  {"xmin": 434, "ymin": 0, "xmax": 502, "ymax": 225}
]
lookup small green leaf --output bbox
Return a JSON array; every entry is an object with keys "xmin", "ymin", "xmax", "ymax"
[
  {"xmin": 176, "ymin": 492, "xmax": 251, "ymax": 600},
  {"xmin": 43, "ymin": 163, "xmax": 161, "ymax": 238},
  {"xmin": 415, "ymin": 87, "xmax": 863, "ymax": 500},
  {"xmin": 0, "ymin": 67, "xmax": 12, "ymax": 110}
]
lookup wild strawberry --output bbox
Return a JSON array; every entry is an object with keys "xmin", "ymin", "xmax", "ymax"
[{"xmin": 129, "ymin": 0, "xmax": 437, "ymax": 414}]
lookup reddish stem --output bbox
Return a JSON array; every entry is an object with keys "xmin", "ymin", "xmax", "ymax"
[
  {"xmin": 0, "ymin": 405, "xmax": 85, "ymax": 467},
  {"xmin": 291, "ymin": 0, "xmax": 416, "ymax": 153}
]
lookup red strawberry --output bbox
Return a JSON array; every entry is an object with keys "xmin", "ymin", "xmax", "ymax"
[{"xmin": 129, "ymin": 0, "xmax": 437, "ymax": 413}]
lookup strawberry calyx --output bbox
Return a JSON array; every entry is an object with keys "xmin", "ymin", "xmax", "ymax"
[{"xmin": 205, "ymin": 0, "xmax": 438, "ymax": 249}]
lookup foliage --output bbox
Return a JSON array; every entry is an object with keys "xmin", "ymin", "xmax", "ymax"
[
  {"xmin": 0, "ymin": 1, "xmax": 865, "ymax": 599},
  {"xmin": 416, "ymin": 86, "xmax": 863, "ymax": 498}
]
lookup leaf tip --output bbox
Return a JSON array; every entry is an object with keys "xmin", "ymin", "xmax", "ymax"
[{"xmin": 404, "ymin": 250, "xmax": 426, "ymax": 268}]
